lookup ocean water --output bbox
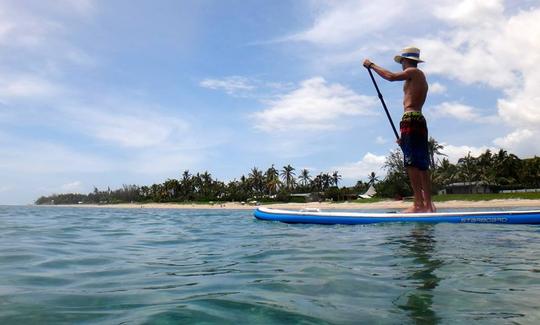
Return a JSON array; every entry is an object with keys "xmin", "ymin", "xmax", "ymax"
[{"xmin": 1, "ymin": 206, "xmax": 540, "ymax": 324}]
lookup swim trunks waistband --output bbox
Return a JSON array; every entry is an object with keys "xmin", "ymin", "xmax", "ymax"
[{"xmin": 402, "ymin": 111, "xmax": 423, "ymax": 118}]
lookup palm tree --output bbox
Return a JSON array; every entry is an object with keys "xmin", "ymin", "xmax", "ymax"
[
  {"xmin": 432, "ymin": 157, "xmax": 458, "ymax": 187},
  {"xmin": 519, "ymin": 157, "xmax": 540, "ymax": 188},
  {"xmin": 249, "ymin": 167, "xmax": 265, "ymax": 195},
  {"xmin": 298, "ymin": 169, "xmax": 311, "ymax": 188},
  {"xmin": 140, "ymin": 185, "xmax": 151, "ymax": 200},
  {"xmin": 200, "ymin": 171, "xmax": 213, "ymax": 199},
  {"xmin": 265, "ymin": 164, "xmax": 281, "ymax": 195},
  {"xmin": 428, "ymin": 137, "xmax": 446, "ymax": 168},
  {"xmin": 476, "ymin": 150, "xmax": 496, "ymax": 185},
  {"xmin": 312, "ymin": 174, "xmax": 323, "ymax": 191},
  {"xmin": 192, "ymin": 173, "xmax": 203, "ymax": 198},
  {"xmin": 163, "ymin": 178, "xmax": 179, "ymax": 200},
  {"xmin": 150, "ymin": 183, "xmax": 165, "ymax": 202},
  {"xmin": 367, "ymin": 172, "xmax": 379, "ymax": 186},
  {"xmin": 280, "ymin": 164, "xmax": 296, "ymax": 190},
  {"xmin": 181, "ymin": 170, "xmax": 191, "ymax": 182},
  {"xmin": 332, "ymin": 171, "xmax": 342, "ymax": 187},
  {"xmin": 493, "ymin": 149, "xmax": 520, "ymax": 185},
  {"xmin": 321, "ymin": 173, "xmax": 332, "ymax": 190},
  {"xmin": 202, "ymin": 171, "xmax": 212, "ymax": 181},
  {"xmin": 239, "ymin": 175, "xmax": 250, "ymax": 198},
  {"xmin": 457, "ymin": 152, "xmax": 478, "ymax": 184},
  {"xmin": 180, "ymin": 170, "xmax": 192, "ymax": 200}
]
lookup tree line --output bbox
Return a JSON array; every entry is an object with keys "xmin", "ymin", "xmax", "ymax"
[
  {"xmin": 378, "ymin": 147, "xmax": 540, "ymax": 198},
  {"xmin": 36, "ymin": 141, "xmax": 539, "ymax": 205},
  {"xmin": 35, "ymin": 166, "xmax": 366, "ymax": 205}
]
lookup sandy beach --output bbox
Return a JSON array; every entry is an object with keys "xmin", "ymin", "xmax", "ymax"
[{"xmin": 53, "ymin": 199, "xmax": 540, "ymax": 210}]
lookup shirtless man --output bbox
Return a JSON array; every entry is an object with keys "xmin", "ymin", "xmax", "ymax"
[{"xmin": 363, "ymin": 47, "xmax": 435, "ymax": 213}]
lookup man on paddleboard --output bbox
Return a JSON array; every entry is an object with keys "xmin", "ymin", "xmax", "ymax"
[{"xmin": 363, "ymin": 47, "xmax": 435, "ymax": 213}]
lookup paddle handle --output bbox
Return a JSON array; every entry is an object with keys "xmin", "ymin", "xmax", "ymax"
[{"xmin": 366, "ymin": 67, "xmax": 400, "ymax": 141}]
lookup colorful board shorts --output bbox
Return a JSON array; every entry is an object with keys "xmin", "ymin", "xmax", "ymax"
[{"xmin": 400, "ymin": 111, "xmax": 430, "ymax": 171}]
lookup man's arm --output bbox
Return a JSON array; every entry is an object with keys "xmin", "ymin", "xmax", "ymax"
[{"xmin": 363, "ymin": 59, "xmax": 411, "ymax": 81}]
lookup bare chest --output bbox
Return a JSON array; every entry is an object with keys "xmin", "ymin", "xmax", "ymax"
[{"xmin": 403, "ymin": 79, "xmax": 411, "ymax": 93}]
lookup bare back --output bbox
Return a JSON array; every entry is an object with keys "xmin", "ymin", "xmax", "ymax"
[{"xmin": 403, "ymin": 67, "xmax": 428, "ymax": 112}]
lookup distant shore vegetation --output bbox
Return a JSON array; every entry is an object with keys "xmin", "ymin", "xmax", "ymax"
[{"xmin": 36, "ymin": 140, "xmax": 540, "ymax": 205}]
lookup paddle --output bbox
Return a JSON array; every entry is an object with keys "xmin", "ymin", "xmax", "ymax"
[{"xmin": 365, "ymin": 66, "xmax": 400, "ymax": 141}]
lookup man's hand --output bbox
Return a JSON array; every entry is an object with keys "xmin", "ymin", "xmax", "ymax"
[
  {"xmin": 363, "ymin": 59, "xmax": 374, "ymax": 69},
  {"xmin": 396, "ymin": 137, "xmax": 402, "ymax": 146}
]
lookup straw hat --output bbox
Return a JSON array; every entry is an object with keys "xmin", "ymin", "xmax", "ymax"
[{"xmin": 394, "ymin": 47, "xmax": 424, "ymax": 64}]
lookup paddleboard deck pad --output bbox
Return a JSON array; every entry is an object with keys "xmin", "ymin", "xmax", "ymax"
[{"xmin": 254, "ymin": 207, "xmax": 540, "ymax": 225}]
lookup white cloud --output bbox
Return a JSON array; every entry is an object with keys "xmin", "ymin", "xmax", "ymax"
[
  {"xmin": 415, "ymin": 2, "xmax": 540, "ymax": 156},
  {"xmin": 375, "ymin": 136, "xmax": 388, "ymax": 145},
  {"xmin": 429, "ymin": 82, "xmax": 447, "ymax": 94},
  {"xmin": 0, "ymin": 2, "xmax": 222, "ymax": 204},
  {"xmin": 0, "ymin": 75, "xmax": 64, "ymax": 100},
  {"xmin": 266, "ymin": 81, "xmax": 295, "ymax": 90},
  {"xmin": 125, "ymin": 147, "xmax": 204, "ymax": 175},
  {"xmin": 280, "ymin": 0, "xmax": 455, "ymax": 67},
  {"xmin": 87, "ymin": 112, "xmax": 186, "ymax": 148},
  {"xmin": 0, "ymin": 129, "xmax": 207, "ymax": 203},
  {"xmin": 57, "ymin": 0, "xmax": 95, "ymax": 15},
  {"xmin": 440, "ymin": 144, "xmax": 496, "ymax": 163},
  {"xmin": 34, "ymin": 181, "xmax": 86, "ymax": 199},
  {"xmin": 332, "ymin": 152, "xmax": 386, "ymax": 180},
  {"xmin": 200, "ymin": 76, "xmax": 295, "ymax": 98},
  {"xmin": 57, "ymin": 94, "xmax": 221, "ymax": 173},
  {"xmin": 497, "ymin": 78, "xmax": 540, "ymax": 129},
  {"xmin": 430, "ymin": 101, "xmax": 483, "ymax": 121},
  {"xmin": 287, "ymin": 0, "xmax": 410, "ymax": 45},
  {"xmin": 433, "ymin": 0, "xmax": 504, "ymax": 26},
  {"xmin": 60, "ymin": 181, "xmax": 83, "ymax": 192},
  {"xmin": 253, "ymin": 77, "xmax": 377, "ymax": 132},
  {"xmin": 493, "ymin": 129, "xmax": 540, "ymax": 157},
  {"xmin": 435, "ymin": 3, "xmax": 538, "ymax": 84},
  {"xmin": 200, "ymin": 76, "xmax": 255, "ymax": 95},
  {"xmin": 64, "ymin": 48, "xmax": 97, "ymax": 67},
  {"xmin": 282, "ymin": 0, "xmax": 453, "ymax": 47},
  {"xmin": 0, "ymin": 2, "xmax": 62, "ymax": 48},
  {"xmin": 0, "ymin": 0, "xmax": 97, "ymax": 77},
  {"xmin": 493, "ymin": 128, "xmax": 532, "ymax": 147},
  {"xmin": 0, "ymin": 140, "xmax": 112, "ymax": 174},
  {"xmin": 281, "ymin": 1, "xmax": 539, "ymax": 156}
]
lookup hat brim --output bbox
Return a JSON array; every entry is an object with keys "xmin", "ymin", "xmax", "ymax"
[{"xmin": 394, "ymin": 55, "xmax": 424, "ymax": 64}]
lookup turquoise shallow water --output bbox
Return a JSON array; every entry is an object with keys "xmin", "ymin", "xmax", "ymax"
[{"xmin": 1, "ymin": 206, "xmax": 540, "ymax": 324}]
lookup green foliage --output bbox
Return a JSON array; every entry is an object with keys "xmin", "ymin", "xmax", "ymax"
[
  {"xmin": 324, "ymin": 186, "xmax": 341, "ymax": 201},
  {"xmin": 34, "ymin": 146, "xmax": 540, "ymax": 205},
  {"xmin": 276, "ymin": 189, "xmax": 291, "ymax": 202},
  {"xmin": 434, "ymin": 192, "xmax": 540, "ymax": 202},
  {"xmin": 35, "ymin": 193, "xmax": 88, "ymax": 205},
  {"xmin": 375, "ymin": 149, "xmax": 412, "ymax": 199},
  {"xmin": 376, "ymin": 172, "xmax": 412, "ymax": 199},
  {"xmin": 432, "ymin": 150, "xmax": 540, "ymax": 190}
]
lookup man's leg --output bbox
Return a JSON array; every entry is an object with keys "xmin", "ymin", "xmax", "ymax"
[
  {"xmin": 419, "ymin": 170, "xmax": 436, "ymax": 212},
  {"xmin": 404, "ymin": 167, "xmax": 425, "ymax": 213}
]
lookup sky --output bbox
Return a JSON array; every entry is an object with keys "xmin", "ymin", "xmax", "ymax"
[{"xmin": 0, "ymin": 0, "xmax": 539, "ymax": 204}]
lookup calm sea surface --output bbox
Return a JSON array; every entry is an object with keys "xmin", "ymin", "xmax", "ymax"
[{"xmin": 1, "ymin": 205, "xmax": 540, "ymax": 324}]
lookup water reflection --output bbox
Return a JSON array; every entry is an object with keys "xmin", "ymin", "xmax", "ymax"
[{"xmin": 397, "ymin": 225, "xmax": 443, "ymax": 324}]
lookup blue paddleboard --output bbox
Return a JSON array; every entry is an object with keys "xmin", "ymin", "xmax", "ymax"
[{"xmin": 254, "ymin": 207, "xmax": 540, "ymax": 225}]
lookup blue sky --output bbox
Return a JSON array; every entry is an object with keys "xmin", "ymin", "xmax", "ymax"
[{"xmin": 1, "ymin": 0, "xmax": 539, "ymax": 204}]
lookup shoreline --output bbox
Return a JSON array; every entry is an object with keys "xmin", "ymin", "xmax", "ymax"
[{"xmin": 39, "ymin": 199, "xmax": 540, "ymax": 210}]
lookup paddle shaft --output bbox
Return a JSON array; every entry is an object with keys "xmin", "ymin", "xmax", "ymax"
[{"xmin": 366, "ymin": 67, "xmax": 400, "ymax": 141}]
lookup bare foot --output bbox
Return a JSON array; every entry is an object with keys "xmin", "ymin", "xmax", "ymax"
[
  {"xmin": 422, "ymin": 202, "xmax": 436, "ymax": 213},
  {"xmin": 402, "ymin": 205, "xmax": 424, "ymax": 213}
]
